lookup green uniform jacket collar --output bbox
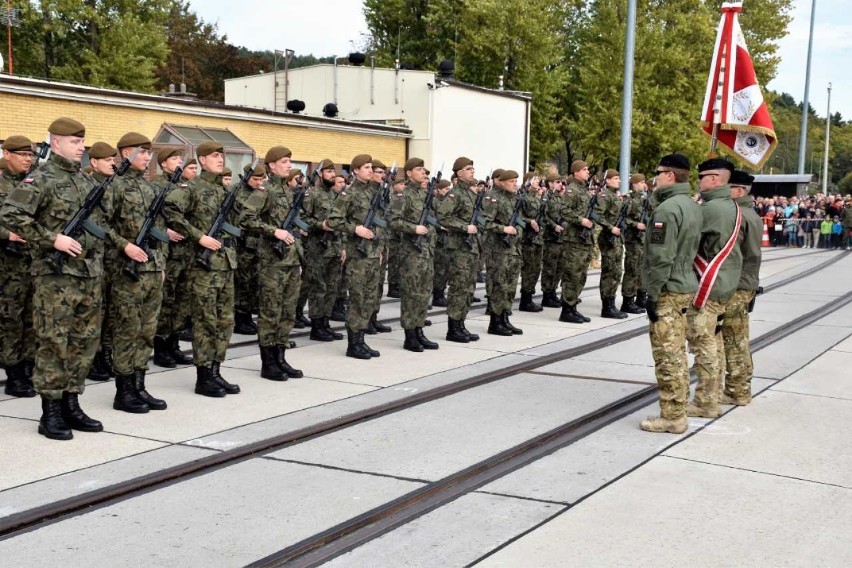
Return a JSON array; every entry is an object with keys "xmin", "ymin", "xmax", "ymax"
[
  {"xmin": 125, "ymin": 168, "xmax": 144, "ymax": 180},
  {"xmin": 200, "ymin": 170, "xmax": 220, "ymax": 183},
  {"xmin": 48, "ymin": 152, "xmax": 81, "ymax": 173},
  {"xmin": 735, "ymin": 195, "xmax": 753, "ymax": 207},
  {"xmin": 701, "ymin": 184, "xmax": 732, "ymax": 202},
  {"xmin": 656, "ymin": 182, "xmax": 691, "ymax": 202},
  {"xmin": 1, "ymin": 168, "xmax": 25, "ymax": 182}
]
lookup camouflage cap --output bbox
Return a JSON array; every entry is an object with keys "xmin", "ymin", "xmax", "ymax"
[
  {"xmin": 404, "ymin": 157, "xmax": 425, "ymax": 171},
  {"xmin": 604, "ymin": 168, "xmax": 619, "ymax": 180},
  {"xmin": 197, "ymin": 141, "xmax": 224, "ymax": 157},
  {"xmin": 2, "ymin": 135, "xmax": 33, "ymax": 152},
  {"xmin": 88, "ymin": 142, "xmax": 117, "ymax": 160},
  {"xmin": 571, "ymin": 160, "xmax": 588, "ymax": 173},
  {"xmin": 372, "ymin": 158, "xmax": 387, "ymax": 170},
  {"xmin": 48, "ymin": 117, "xmax": 85, "ymax": 137},
  {"xmin": 629, "ymin": 173, "xmax": 645, "ymax": 185},
  {"xmin": 287, "ymin": 168, "xmax": 303, "ymax": 182},
  {"xmin": 116, "ymin": 132, "xmax": 151, "ymax": 150},
  {"xmin": 351, "ymin": 154, "xmax": 372, "ymax": 170},
  {"xmin": 265, "ymin": 145, "xmax": 292, "ymax": 164},
  {"xmin": 452, "ymin": 156, "xmax": 473, "ymax": 172},
  {"xmin": 156, "ymin": 148, "xmax": 184, "ymax": 164},
  {"xmin": 498, "ymin": 170, "xmax": 519, "ymax": 181},
  {"xmin": 318, "ymin": 158, "xmax": 335, "ymax": 171}
]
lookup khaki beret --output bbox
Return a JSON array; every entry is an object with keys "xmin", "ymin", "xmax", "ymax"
[
  {"xmin": 437, "ymin": 179, "xmax": 451, "ymax": 189},
  {"xmin": 629, "ymin": 173, "xmax": 645, "ymax": 185},
  {"xmin": 452, "ymin": 156, "xmax": 473, "ymax": 172},
  {"xmin": 83, "ymin": 165, "xmax": 93, "ymax": 174},
  {"xmin": 265, "ymin": 145, "xmax": 292, "ymax": 164},
  {"xmin": 2, "ymin": 135, "xmax": 33, "ymax": 152},
  {"xmin": 48, "ymin": 117, "xmax": 85, "ymax": 137},
  {"xmin": 117, "ymin": 132, "xmax": 151, "ymax": 150},
  {"xmin": 545, "ymin": 173, "xmax": 561, "ymax": 183},
  {"xmin": 604, "ymin": 168, "xmax": 619, "ymax": 180},
  {"xmin": 0, "ymin": 157, "xmax": 7, "ymax": 170},
  {"xmin": 287, "ymin": 168, "xmax": 303, "ymax": 182},
  {"xmin": 393, "ymin": 171, "xmax": 406, "ymax": 184},
  {"xmin": 318, "ymin": 158, "xmax": 335, "ymax": 171},
  {"xmin": 184, "ymin": 158, "xmax": 197, "ymax": 167},
  {"xmin": 498, "ymin": 170, "xmax": 519, "ymax": 181},
  {"xmin": 157, "ymin": 148, "xmax": 184, "ymax": 164},
  {"xmin": 571, "ymin": 160, "xmax": 588, "ymax": 173},
  {"xmin": 523, "ymin": 172, "xmax": 536, "ymax": 182},
  {"xmin": 491, "ymin": 168, "xmax": 505, "ymax": 180},
  {"xmin": 251, "ymin": 163, "xmax": 267, "ymax": 177},
  {"xmin": 197, "ymin": 141, "xmax": 224, "ymax": 157},
  {"xmin": 351, "ymin": 154, "xmax": 373, "ymax": 170},
  {"xmin": 221, "ymin": 167, "xmax": 232, "ymax": 177},
  {"xmin": 403, "ymin": 157, "xmax": 425, "ymax": 171},
  {"xmin": 88, "ymin": 142, "xmax": 117, "ymax": 160},
  {"xmin": 372, "ymin": 159, "xmax": 387, "ymax": 170}
]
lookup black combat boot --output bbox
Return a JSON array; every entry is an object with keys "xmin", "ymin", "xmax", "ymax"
[
  {"xmin": 23, "ymin": 358, "xmax": 35, "ymax": 381},
  {"xmin": 488, "ymin": 313, "xmax": 513, "ymax": 336},
  {"xmin": 635, "ymin": 290, "xmax": 648, "ymax": 309},
  {"xmin": 387, "ymin": 284, "xmax": 401, "ymax": 298},
  {"xmin": 113, "ymin": 373, "xmax": 150, "ymax": 414},
  {"xmin": 153, "ymin": 336, "xmax": 177, "ymax": 368},
  {"xmin": 432, "ymin": 288, "xmax": 448, "ymax": 307},
  {"xmin": 38, "ymin": 397, "xmax": 73, "ymax": 440},
  {"xmin": 471, "ymin": 295, "xmax": 482, "ymax": 303},
  {"xmin": 60, "ymin": 392, "xmax": 103, "ymax": 432},
  {"xmin": 365, "ymin": 317, "xmax": 378, "ymax": 335},
  {"xmin": 346, "ymin": 328, "xmax": 372, "ymax": 359},
  {"xmin": 103, "ymin": 346, "xmax": 115, "ymax": 378},
  {"xmin": 519, "ymin": 291, "xmax": 543, "ymax": 312},
  {"xmin": 485, "ymin": 296, "xmax": 493, "ymax": 316},
  {"xmin": 330, "ymin": 298, "xmax": 347, "ymax": 321},
  {"xmin": 477, "ymin": 270, "xmax": 486, "ymax": 283},
  {"xmin": 460, "ymin": 320, "xmax": 480, "ymax": 341},
  {"xmin": 415, "ymin": 327, "xmax": 439, "ymax": 349},
  {"xmin": 371, "ymin": 313, "xmax": 391, "ymax": 333},
  {"xmin": 87, "ymin": 350, "xmax": 111, "ymax": 381},
  {"xmin": 168, "ymin": 334, "xmax": 193, "ymax": 365},
  {"xmin": 559, "ymin": 302, "xmax": 587, "ymax": 324},
  {"xmin": 403, "ymin": 329, "xmax": 424, "ymax": 352},
  {"xmin": 361, "ymin": 330, "xmax": 381, "ymax": 357},
  {"xmin": 4, "ymin": 361, "xmax": 36, "ymax": 397},
  {"xmin": 501, "ymin": 312, "xmax": 523, "ymax": 335},
  {"xmin": 211, "ymin": 362, "xmax": 240, "ymax": 394},
  {"xmin": 179, "ymin": 320, "xmax": 194, "ymax": 342},
  {"xmin": 310, "ymin": 317, "xmax": 335, "ymax": 342},
  {"xmin": 260, "ymin": 345, "xmax": 286, "ymax": 381},
  {"xmin": 276, "ymin": 345, "xmax": 303, "ymax": 378},
  {"xmin": 194, "ymin": 366, "xmax": 226, "ymax": 397},
  {"xmin": 541, "ymin": 291, "xmax": 561, "ymax": 308},
  {"xmin": 446, "ymin": 319, "xmax": 470, "ymax": 343},
  {"xmin": 135, "ymin": 369, "xmax": 167, "ymax": 410},
  {"xmin": 295, "ymin": 297, "xmax": 310, "ymax": 329},
  {"xmin": 233, "ymin": 311, "xmax": 257, "ymax": 335},
  {"xmin": 323, "ymin": 317, "xmax": 344, "ymax": 340},
  {"xmin": 620, "ymin": 296, "xmax": 645, "ymax": 314},
  {"xmin": 601, "ymin": 297, "xmax": 628, "ymax": 319}
]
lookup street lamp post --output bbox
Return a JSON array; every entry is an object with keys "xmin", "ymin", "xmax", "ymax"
[
  {"xmin": 797, "ymin": 0, "xmax": 818, "ymax": 174},
  {"xmin": 823, "ymin": 83, "xmax": 832, "ymax": 194}
]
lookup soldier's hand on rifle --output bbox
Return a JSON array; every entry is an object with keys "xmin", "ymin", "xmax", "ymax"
[
  {"xmin": 274, "ymin": 228, "xmax": 295, "ymax": 245},
  {"xmin": 555, "ymin": 225, "xmax": 564, "ymax": 233},
  {"xmin": 54, "ymin": 234, "xmax": 82, "ymax": 257},
  {"xmin": 637, "ymin": 223, "xmax": 646, "ymax": 231},
  {"xmin": 199, "ymin": 235, "xmax": 222, "ymax": 251},
  {"xmin": 466, "ymin": 224, "xmax": 478, "ymax": 235},
  {"xmin": 355, "ymin": 225, "xmax": 374, "ymax": 239},
  {"xmin": 530, "ymin": 220, "xmax": 540, "ymax": 233},
  {"xmin": 124, "ymin": 243, "xmax": 149, "ymax": 263},
  {"xmin": 611, "ymin": 227, "xmax": 621, "ymax": 236},
  {"xmin": 581, "ymin": 218, "xmax": 594, "ymax": 228},
  {"xmin": 167, "ymin": 229, "xmax": 185, "ymax": 242},
  {"xmin": 8, "ymin": 231, "xmax": 26, "ymax": 243},
  {"xmin": 341, "ymin": 249, "xmax": 347, "ymax": 263},
  {"xmin": 503, "ymin": 226, "xmax": 517, "ymax": 236},
  {"xmin": 322, "ymin": 219, "xmax": 333, "ymax": 232},
  {"xmin": 415, "ymin": 224, "xmax": 429, "ymax": 235}
]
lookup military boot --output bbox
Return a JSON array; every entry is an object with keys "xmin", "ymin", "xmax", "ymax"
[
  {"xmin": 476, "ymin": 270, "xmax": 486, "ymax": 283},
  {"xmin": 23, "ymin": 358, "xmax": 35, "ymax": 381},
  {"xmin": 60, "ymin": 392, "xmax": 103, "ymax": 432},
  {"xmin": 4, "ymin": 361, "xmax": 36, "ymax": 397},
  {"xmin": 330, "ymin": 298, "xmax": 347, "ymax": 322},
  {"xmin": 403, "ymin": 329, "xmax": 424, "ymax": 352},
  {"xmin": 323, "ymin": 317, "xmax": 344, "ymax": 340},
  {"xmin": 601, "ymin": 297, "xmax": 628, "ymax": 319},
  {"xmin": 487, "ymin": 313, "xmax": 513, "ymax": 336},
  {"xmin": 460, "ymin": 320, "xmax": 479, "ymax": 341},
  {"xmin": 541, "ymin": 291, "xmax": 561, "ymax": 308},
  {"xmin": 153, "ymin": 336, "xmax": 177, "ymax": 368},
  {"xmin": 38, "ymin": 397, "xmax": 73, "ymax": 440},
  {"xmin": 135, "ymin": 369, "xmax": 167, "ymax": 410},
  {"xmin": 432, "ymin": 288, "xmax": 448, "ymax": 307},
  {"xmin": 415, "ymin": 327, "xmax": 439, "ymax": 349},
  {"xmin": 310, "ymin": 317, "xmax": 335, "ymax": 342},
  {"xmin": 195, "ymin": 366, "xmax": 226, "ymax": 398},
  {"xmin": 639, "ymin": 415, "xmax": 687, "ymax": 434},
  {"xmin": 386, "ymin": 284, "xmax": 401, "ymax": 298},
  {"xmin": 635, "ymin": 290, "xmax": 648, "ymax": 309},
  {"xmin": 365, "ymin": 317, "xmax": 378, "ymax": 335},
  {"xmin": 113, "ymin": 373, "xmax": 150, "ymax": 414},
  {"xmin": 685, "ymin": 403, "xmax": 720, "ymax": 419},
  {"xmin": 212, "ymin": 362, "xmax": 240, "ymax": 394},
  {"xmin": 519, "ymin": 291, "xmax": 542, "ymax": 312},
  {"xmin": 371, "ymin": 313, "xmax": 391, "ymax": 333},
  {"xmin": 620, "ymin": 296, "xmax": 645, "ymax": 314},
  {"xmin": 719, "ymin": 392, "xmax": 751, "ymax": 406},
  {"xmin": 233, "ymin": 311, "xmax": 257, "ymax": 335},
  {"xmin": 559, "ymin": 302, "xmax": 587, "ymax": 324},
  {"xmin": 179, "ymin": 320, "xmax": 194, "ymax": 342},
  {"xmin": 501, "ymin": 312, "xmax": 523, "ymax": 335},
  {"xmin": 446, "ymin": 319, "xmax": 470, "ymax": 343},
  {"xmin": 484, "ymin": 296, "xmax": 493, "ymax": 316},
  {"xmin": 260, "ymin": 345, "xmax": 286, "ymax": 381},
  {"xmin": 102, "ymin": 346, "xmax": 116, "ymax": 378},
  {"xmin": 276, "ymin": 345, "xmax": 303, "ymax": 378},
  {"xmin": 168, "ymin": 334, "xmax": 193, "ymax": 365},
  {"xmin": 87, "ymin": 350, "xmax": 111, "ymax": 381},
  {"xmin": 471, "ymin": 294, "xmax": 482, "ymax": 303},
  {"xmin": 295, "ymin": 297, "xmax": 310, "ymax": 329},
  {"xmin": 346, "ymin": 328, "xmax": 372, "ymax": 359},
  {"xmin": 361, "ymin": 331, "xmax": 380, "ymax": 357}
]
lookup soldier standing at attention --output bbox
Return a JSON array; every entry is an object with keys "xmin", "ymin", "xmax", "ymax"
[
  {"xmin": 221, "ymin": 167, "xmax": 232, "ymax": 187},
  {"xmin": 285, "ymin": 169, "xmax": 311, "ymax": 330},
  {"xmin": 181, "ymin": 158, "xmax": 198, "ymax": 182},
  {"xmin": 240, "ymin": 159, "xmax": 304, "ymax": 380},
  {"xmin": 302, "ymin": 158, "xmax": 344, "ymax": 342},
  {"xmin": 153, "ymin": 148, "xmax": 194, "ymax": 368},
  {"xmin": 328, "ymin": 154, "xmax": 383, "ymax": 359},
  {"xmin": 620, "ymin": 173, "xmax": 648, "ymax": 314},
  {"xmin": 389, "ymin": 158, "xmax": 440, "ymax": 352},
  {"xmin": 555, "ymin": 160, "xmax": 595, "ymax": 324},
  {"xmin": 639, "ymin": 154, "xmax": 702, "ymax": 434},
  {"xmin": 164, "ymin": 141, "xmax": 240, "ymax": 397},
  {"xmin": 233, "ymin": 162, "xmax": 260, "ymax": 336},
  {"xmin": 519, "ymin": 172, "xmax": 544, "ymax": 312},
  {"xmin": 720, "ymin": 170, "xmax": 762, "ymax": 405},
  {"xmin": 686, "ymin": 158, "xmax": 743, "ymax": 419},
  {"xmin": 595, "ymin": 169, "xmax": 628, "ymax": 319},
  {"xmin": 430, "ymin": 178, "xmax": 452, "ymax": 309},
  {"xmin": 0, "ymin": 136, "xmax": 37, "ymax": 397},
  {"xmin": 540, "ymin": 173, "xmax": 565, "ymax": 309},
  {"xmin": 366, "ymin": 159, "xmax": 393, "ymax": 334},
  {"xmin": 109, "ymin": 132, "xmax": 168, "ymax": 414},
  {"xmin": 385, "ymin": 171, "xmax": 406, "ymax": 298},
  {"xmin": 482, "ymin": 170, "xmax": 524, "ymax": 336}
]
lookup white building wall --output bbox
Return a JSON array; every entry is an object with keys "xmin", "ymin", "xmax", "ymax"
[{"xmin": 224, "ymin": 72, "xmax": 276, "ymax": 110}]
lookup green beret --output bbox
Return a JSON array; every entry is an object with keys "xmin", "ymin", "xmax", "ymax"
[
  {"xmin": 197, "ymin": 141, "xmax": 224, "ymax": 157},
  {"xmin": 250, "ymin": 163, "xmax": 267, "ymax": 177},
  {"xmin": 184, "ymin": 158, "xmax": 197, "ymax": 167},
  {"xmin": 48, "ymin": 117, "xmax": 85, "ymax": 137},
  {"xmin": 437, "ymin": 179, "xmax": 451, "ymax": 189},
  {"xmin": 452, "ymin": 156, "xmax": 473, "ymax": 172},
  {"xmin": 318, "ymin": 158, "xmax": 335, "ymax": 171},
  {"xmin": 404, "ymin": 157, "xmax": 425, "ymax": 171},
  {"xmin": 571, "ymin": 160, "xmax": 588, "ymax": 173},
  {"xmin": 287, "ymin": 168, "xmax": 303, "ymax": 182},
  {"xmin": 498, "ymin": 170, "xmax": 519, "ymax": 181},
  {"xmin": 351, "ymin": 154, "xmax": 373, "ymax": 170},
  {"xmin": 2, "ymin": 135, "xmax": 33, "ymax": 152},
  {"xmin": 116, "ymin": 132, "xmax": 151, "ymax": 150},
  {"xmin": 265, "ymin": 146, "xmax": 292, "ymax": 164},
  {"xmin": 629, "ymin": 173, "xmax": 645, "ymax": 185},
  {"xmin": 545, "ymin": 173, "xmax": 561, "ymax": 183},
  {"xmin": 372, "ymin": 159, "xmax": 387, "ymax": 170},
  {"xmin": 88, "ymin": 142, "xmax": 117, "ymax": 160},
  {"xmin": 523, "ymin": 172, "xmax": 536, "ymax": 182},
  {"xmin": 221, "ymin": 167, "xmax": 232, "ymax": 177},
  {"xmin": 156, "ymin": 148, "xmax": 184, "ymax": 164},
  {"xmin": 393, "ymin": 171, "xmax": 406, "ymax": 184},
  {"xmin": 604, "ymin": 168, "xmax": 619, "ymax": 180},
  {"xmin": 491, "ymin": 168, "xmax": 505, "ymax": 180}
]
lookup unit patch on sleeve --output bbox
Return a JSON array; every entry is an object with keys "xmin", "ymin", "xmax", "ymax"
[{"xmin": 650, "ymin": 221, "xmax": 666, "ymax": 244}]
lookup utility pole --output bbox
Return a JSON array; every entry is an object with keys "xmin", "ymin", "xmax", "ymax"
[
  {"xmin": 797, "ymin": 0, "xmax": 818, "ymax": 174},
  {"xmin": 823, "ymin": 83, "xmax": 832, "ymax": 193},
  {"xmin": 619, "ymin": 0, "xmax": 637, "ymax": 193}
]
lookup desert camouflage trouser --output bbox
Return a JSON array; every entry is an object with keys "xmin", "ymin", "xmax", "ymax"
[
  {"xmin": 687, "ymin": 299, "xmax": 727, "ymax": 411},
  {"xmin": 649, "ymin": 292, "xmax": 692, "ymax": 419},
  {"xmin": 112, "ymin": 271, "xmax": 163, "ymax": 375},
  {"xmin": 722, "ymin": 289, "xmax": 756, "ymax": 400}
]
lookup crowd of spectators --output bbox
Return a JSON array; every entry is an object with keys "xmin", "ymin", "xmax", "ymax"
[{"xmin": 753, "ymin": 193, "xmax": 852, "ymax": 249}]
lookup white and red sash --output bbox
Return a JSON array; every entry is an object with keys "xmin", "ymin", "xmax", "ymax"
[{"xmin": 693, "ymin": 205, "xmax": 742, "ymax": 308}]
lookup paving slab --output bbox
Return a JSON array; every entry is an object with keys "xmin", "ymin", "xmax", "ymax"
[
  {"xmin": 478, "ymin": 456, "xmax": 852, "ymax": 568},
  {"xmin": 0, "ymin": 444, "xmax": 217, "ymax": 518},
  {"xmin": 833, "ymin": 335, "xmax": 852, "ymax": 353},
  {"xmin": 573, "ymin": 334, "xmax": 655, "ymax": 366},
  {"xmin": 0, "ymin": 460, "xmax": 422, "ymax": 567},
  {"xmin": 325, "ymin": 492, "xmax": 561, "ymax": 568},
  {"xmin": 749, "ymin": 296, "xmax": 836, "ymax": 323},
  {"xmin": 750, "ymin": 323, "xmax": 852, "ymax": 380},
  {"xmin": 772, "ymin": 349, "xmax": 852, "ymax": 400},
  {"xmin": 535, "ymin": 358, "xmax": 656, "ymax": 384},
  {"xmin": 268, "ymin": 373, "xmax": 643, "ymax": 481}
]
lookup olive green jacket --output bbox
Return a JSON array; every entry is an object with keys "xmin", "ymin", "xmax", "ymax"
[
  {"xmin": 697, "ymin": 185, "xmax": 743, "ymax": 302},
  {"xmin": 736, "ymin": 194, "xmax": 762, "ymax": 291}
]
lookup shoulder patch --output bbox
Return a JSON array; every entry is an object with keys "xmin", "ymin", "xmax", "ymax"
[
  {"xmin": 649, "ymin": 222, "xmax": 666, "ymax": 245},
  {"xmin": 340, "ymin": 191, "xmax": 347, "ymax": 196},
  {"xmin": 23, "ymin": 177, "xmax": 34, "ymax": 184}
]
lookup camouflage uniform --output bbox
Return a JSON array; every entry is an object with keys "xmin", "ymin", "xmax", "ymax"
[
  {"xmin": 234, "ymin": 181, "xmax": 260, "ymax": 322},
  {"xmin": 155, "ymin": 172, "xmax": 193, "ymax": 338},
  {"xmin": 436, "ymin": 179, "xmax": 480, "ymax": 321},
  {"xmin": 595, "ymin": 186, "xmax": 624, "ymax": 299},
  {"xmin": 302, "ymin": 178, "xmax": 343, "ymax": 319},
  {"xmin": 481, "ymin": 187, "xmax": 523, "ymax": 315},
  {"xmin": 164, "ymin": 170, "xmax": 237, "ymax": 367},
  {"xmin": 520, "ymin": 190, "xmax": 545, "ymax": 295},
  {"xmin": 621, "ymin": 190, "xmax": 647, "ymax": 298},
  {"xmin": 540, "ymin": 191, "xmax": 566, "ymax": 299},
  {"xmin": 554, "ymin": 181, "xmax": 593, "ymax": 308}
]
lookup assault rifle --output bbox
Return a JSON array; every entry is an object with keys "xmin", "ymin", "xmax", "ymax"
[
  {"xmin": 606, "ymin": 199, "xmax": 630, "ymax": 246},
  {"xmin": 501, "ymin": 183, "xmax": 529, "ymax": 248},
  {"xmin": 196, "ymin": 159, "xmax": 257, "ymax": 271},
  {"xmin": 579, "ymin": 183, "xmax": 601, "ymax": 243},
  {"xmin": 273, "ymin": 169, "xmax": 319, "ymax": 258},
  {"xmin": 51, "ymin": 148, "xmax": 140, "ymax": 275},
  {"xmin": 2, "ymin": 140, "xmax": 50, "ymax": 258},
  {"xmin": 523, "ymin": 189, "xmax": 550, "ymax": 245},
  {"xmin": 357, "ymin": 164, "xmax": 397, "ymax": 256},
  {"xmin": 465, "ymin": 188, "xmax": 487, "ymax": 251},
  {"xmin": 123, "ymin": 160, "xmax": 185, "ymax": 281},
  {"xmin": 639, "ymin": 195, "xmax": 651, "ymax": 226},
  {"xmin": 412, "ymin": 165, "xmax": 443, "ymax": 252}
]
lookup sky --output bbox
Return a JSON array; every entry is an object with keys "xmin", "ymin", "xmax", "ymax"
[{"xmin": 191, "ymin": 0, "xmax": 851, "ymax": 121}]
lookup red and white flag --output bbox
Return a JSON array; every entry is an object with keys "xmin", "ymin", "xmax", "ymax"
[{"xmin": 701, "ymin": 1, "xmax": 777, "ymax": 169}]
